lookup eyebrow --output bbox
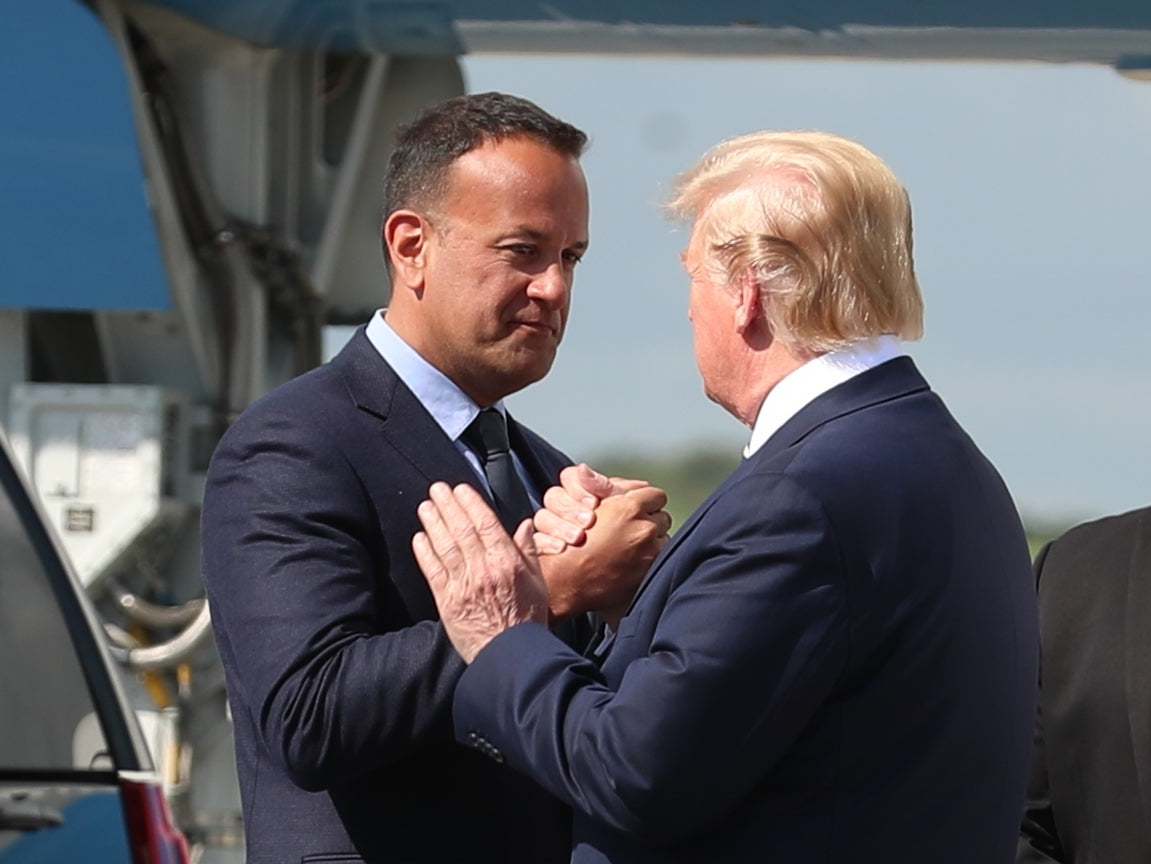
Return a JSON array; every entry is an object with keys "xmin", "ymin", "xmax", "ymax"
[{"xmin": 499, "ymin": 227, "xmax": 589, "ymax": 251}]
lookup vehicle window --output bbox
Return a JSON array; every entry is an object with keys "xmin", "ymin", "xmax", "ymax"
[{"xmin": 0, "ymin": 473, "xmax": 110, "ymax": 772}]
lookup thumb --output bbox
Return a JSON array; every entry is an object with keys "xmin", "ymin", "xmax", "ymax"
[
  {"xmin": 627, "ymin": 484, "xmax": 669, "ymax": 513},
  {"xmin": 576, "ymin": 463, "xmax": 614, "ymax": 498},
  {"xmin": 513, "ymin": 518, "xmax": 539, "ymax": 561},
  {"xmin": 608, "ymin": 477, "xmax": 651, "ymax": 493}
]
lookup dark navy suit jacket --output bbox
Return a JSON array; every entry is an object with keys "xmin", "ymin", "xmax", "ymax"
[
  {"xmin": 455, "ymin": 357, "xmax": 1039, "ymax": 863},
  {"xmin": 201, "ymin": 330, "xmax": 577, "ymax": 864}
]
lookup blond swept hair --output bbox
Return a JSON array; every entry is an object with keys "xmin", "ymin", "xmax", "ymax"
[{"xmin": 668, "ymin": 131, "xmax": 923, "ymax": 352}]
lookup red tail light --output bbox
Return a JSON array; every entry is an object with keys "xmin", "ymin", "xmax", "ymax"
[{"xmin": 119, "ymin": 775, "xmax": 190, "ymax": 864}]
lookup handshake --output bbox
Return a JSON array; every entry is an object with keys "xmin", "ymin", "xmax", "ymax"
[{"xmin": 413, "ymin": 465, "xmax": 672, "ymax": 663}]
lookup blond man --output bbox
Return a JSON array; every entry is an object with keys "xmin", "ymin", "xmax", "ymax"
[{"xmin": 412, "ymin": 132, "xmax": 1039, "ymax": 864}]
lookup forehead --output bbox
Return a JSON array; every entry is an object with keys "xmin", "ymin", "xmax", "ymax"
[
  {"xmin": 440, "ymin": 137, "xmax": 588, "ymax": 231},
  {"xmin": 683, "ymin": 218, "xmax": 713, "ymax": 267}
]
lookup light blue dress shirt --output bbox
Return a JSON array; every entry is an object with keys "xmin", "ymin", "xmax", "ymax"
[{"xmin": 365, "ymin": 310, "xmax": 542, "ymax": 507}]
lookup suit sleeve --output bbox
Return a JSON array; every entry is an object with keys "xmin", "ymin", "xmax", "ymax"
[
  {"xmin": 453, "ymin": 472, "xmax": 849, "ymax": 845},
  {"xmin": 201, "ymin": 408, "xmax": 464, "ymax": 792},
  {"xmin": 1017, "ymin": 542, "xmax": 1067, "ymax": 863}
]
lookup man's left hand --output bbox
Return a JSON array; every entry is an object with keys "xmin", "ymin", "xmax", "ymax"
[{"xmin": 413, "ymin": 482, "xmax": 548, "ymax": 664}]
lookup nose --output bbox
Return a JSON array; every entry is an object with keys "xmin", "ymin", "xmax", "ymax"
[{"xmin": 528, "ymin": 262, "xmax": 569, "ymax": 307}]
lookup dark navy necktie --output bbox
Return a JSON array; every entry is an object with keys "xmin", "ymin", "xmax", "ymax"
[{"xmin": 461, "ymin": 408, "xmax": 536, "ymax": 533}]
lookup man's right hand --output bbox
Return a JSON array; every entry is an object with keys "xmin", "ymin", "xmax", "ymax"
[
  {"xmin": 536, "ymin": 465, "xmax": 672, "ymax": 626},
  {"xmin": 533, "ymin": 464, "xmax": 654, "ymax": 553}
]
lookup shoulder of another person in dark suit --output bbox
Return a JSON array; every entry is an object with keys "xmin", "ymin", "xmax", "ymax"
[{"xmin": 1039, "ymin": 505, "xmax": 1151, "ymax": 586}]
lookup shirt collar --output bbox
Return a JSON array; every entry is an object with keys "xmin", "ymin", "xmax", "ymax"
[
  {"xmin": 744, "ymin": 335, "xmax": 904, "ymax": 459},
  {"xmin": 365, "ymin": 310, "xmax": 506, "ymax": 442}
]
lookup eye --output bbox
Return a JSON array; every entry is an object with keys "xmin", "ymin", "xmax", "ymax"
[
  {"xmin": 562, "ymin": 250, "xmax": 584, "ymax": 267},
  {"xmin": 501, "ymin": 243, "xmax": 537, "ymax": 258}
]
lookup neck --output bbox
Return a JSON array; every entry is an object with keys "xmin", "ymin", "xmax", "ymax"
[
  {"xmin": 736, "ymin": 341, "xmax": 819, "ymax": 427},
  {"xmin": 383, "ymin": 306, "xmax": 501, "ymax": 407}
]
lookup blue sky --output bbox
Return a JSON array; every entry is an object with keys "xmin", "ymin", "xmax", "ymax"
[{"xmin": 332, "ymin": 55, "xmax": 1151, "ymax": 523}]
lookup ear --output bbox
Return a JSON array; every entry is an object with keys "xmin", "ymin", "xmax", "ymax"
[
  {"xmin": 733, "ymin": 276, "xmax": 762, "ymax": 335},
  {"xmin": 383, "ymin": 210, "xmax": 430, "ymax": 294}
]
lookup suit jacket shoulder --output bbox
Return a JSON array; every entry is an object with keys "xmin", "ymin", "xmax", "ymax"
[
  {"xmin": 1039, "ymin": 505, "xmax": 1151, "ymax": 586},
  {"xmin": 215, "ymin": 361, "xmax": 353, "ymax": 446}
]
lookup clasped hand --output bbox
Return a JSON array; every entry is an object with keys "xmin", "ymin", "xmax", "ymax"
[
  {"xmin": 412, "ymin": 467, "xmax": 671, "ymax": 663},
  {"xmin": 533, "ymin": 465, "xmax": 671, "ymax": 625}
]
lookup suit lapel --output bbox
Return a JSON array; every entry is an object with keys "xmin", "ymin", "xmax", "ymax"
[
  {"xmin": 330, "ymin": 330, "xmax": 490, "ymax": 619},
  {"xmin": 508, "ymin": 417, "xmax": 564, "ymax": 495},
  {"xmin": 378, "ymin": 383, "xmax": 481, "ymax": 496},
  {"xmin": 752, "ymin": 356, "xmax": 929, "ymax": 464},
  {"xmin": 334, "ymin": 327, "xmax": 492, "ymax": 504},
  {"xmin": 332, "ymin": 331, "xmax": 590, "ymax": 641},
  {"xmin": 1124, "ymin": 509, "xmax": 1151, "ymax": 831},
  {"xmin": 622, "ymin": 456, "xmax": 757, "ymax": 615},
  {"xmin": 622, "ymin": 356, "xmax": 931, "ymax": 615}
]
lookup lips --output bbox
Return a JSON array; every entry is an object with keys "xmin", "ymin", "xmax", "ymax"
[{"xmin": 511, "ymin": 320, "xmax": 558, "ymax": 337}]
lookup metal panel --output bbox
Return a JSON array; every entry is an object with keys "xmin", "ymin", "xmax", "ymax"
[
  {"xmin": 0, "ymin": 1, "xmax": 170, "ymax": 311},
  {"xmin": 311, "ymin": 54, "xmax": 466, "ymax": 318},
  {"xmin": 142, "ymin": 0, "xmax": 1151, "ymax": 65},
  {"xmin": 7, "ymin": 384, "xmax": 175, "ymax": 590}
]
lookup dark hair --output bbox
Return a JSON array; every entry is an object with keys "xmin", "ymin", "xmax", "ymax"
[{"xmin": 381, "ymin": 91, "xmax": 588, "ymax": 225}]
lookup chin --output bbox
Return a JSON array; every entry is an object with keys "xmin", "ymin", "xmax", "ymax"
[
  {"xmin": 702, "ymin": 380, "xmax": 736, "ymax": 416},
  {"xmin": 485, "ymin": 354, "xmax": 555, "ymax": 399},
  {"xmin": 515, "ymin": 358, "xmax": 555, "ymax": 390}
]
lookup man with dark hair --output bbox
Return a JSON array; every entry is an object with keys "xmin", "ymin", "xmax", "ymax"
[
  {"xmin": 380, "ymin": 91, "xmax": 590, "ymax": 228},
  {"xmin": 201, "ymin": 92, "xmax": 667, "ymax": 864}
]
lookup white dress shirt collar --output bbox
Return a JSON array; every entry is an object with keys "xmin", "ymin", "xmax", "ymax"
[
  {"xmin": 365, "ymin": 310, "xmax": 505, "ymax": 442},
  {"xmin": 744, "ymin": 335, "xmax": 904, "ymax": 459}
]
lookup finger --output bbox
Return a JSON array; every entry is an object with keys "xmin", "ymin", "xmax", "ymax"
[
  {"xmin": 453, "ymin": 483, "xmax": 514, "ymax": 553},
  {"xmin": 513, "ymin": 518, "xmax": 538, "ymax": 560},
  {"xmin": 543, "ymin": 486, "xmax": 594, "ymax": 528},
  {"xmin": 428, "ymin": 482, "xmax": 486, "ymax": 561},
  {"xmin": 652, "ymin": 509, "xmax": 673, "ymax": 537},
  {"xmin": 533, "ymin": 532, "xmax": 567, "ymax": 555},
  {"xmin": 534, "ymin": 506, "xmax": 587, "ymax": 546},
  {"xmin": 560, "ymin": 464, "xmax": 610, "ymax": 506},
  {"xmin": 608, "ymin": 477, "xmax": 651, "ymax": 493},
  {"xmin": 416, "ymin": 497, "xmax": 464, "ymax": 568},
  {"xmin": 627, "ymin": 485, "xmax": 669, "ymax": 514},
  {"xmin": 411, "ymin": 532, "xmax": 447, "ymax": 590}
]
